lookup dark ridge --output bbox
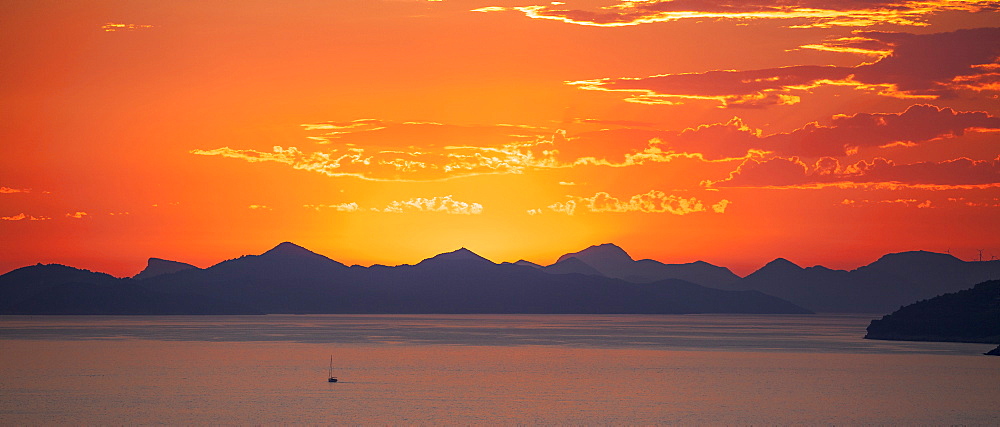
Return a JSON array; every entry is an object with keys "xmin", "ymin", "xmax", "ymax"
[
  {"xmin": 416, "ymin": 248, "xmax": 493, "ymax": 265},
  {"xmin": 133, "ymin": 258, "xmax": 198, "ymax": 280},
  {"xmin": 542, "ymin": 257, "xmax": 603, "ymax": 276},
  {"xmin": 865, "ymin": 280, "xmax": 1000, "ymax": 344}
]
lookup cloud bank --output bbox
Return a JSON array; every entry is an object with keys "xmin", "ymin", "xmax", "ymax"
[{"xmin": 570, "ymin": 28, "xmax": 1000, "ymax": 107}]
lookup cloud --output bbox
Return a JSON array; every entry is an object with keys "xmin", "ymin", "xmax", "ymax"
[
  {"xmin": 762, "ymin": 104, "xmax": 1000, "ymax": 157},
  {"xmin": 1, "ymin": 213, "xmax": 51, "ymax": 221},
  {"xmin": 570, "ymin": 65, "xmax": 846, "ymax": 107},
  {"xmin": 192, "ymin": 122, "xmax": 567, "ymax": 181},
  {"xmin": 101, "ymin": 23, "xmax": 154, "ymax": 32},
  {"xmin": 194, "ymin": 104, "xmax": 998, "ymax": 182},
  {"xmin": 482, "ymin": 1, "xmax": 998, "ymax": 28},
  {"xmin": 304, "ymin": 197, "xmax": 483, "ymax": 214},
  {"xmin": 248, "ymin": 205, "xmax": 272, "ymax": 210},
  {"xmin": 0, "ymin": 187, "xmax": 31, "ymax": 194},
  {"xmin": 570, "ymin": 104, "xmax": 1000, "ymax": 160},
  {"xmin": 65, "ymin": 212, "xmax": 89, "ymax": 219},
  {"xmin": 379, "ymin": 196, "xmax": 484, "ymax": 214},
  {"xmin": 541, "ymin": 190, "xmax": 730, "ymax": 215},
  {"xmin": 840, "ymin": 198, "xmax": 933, "ymax": 208},
  {"xmin": 708, "ymin": 155, "xmax": 1000, "ymax": 188},
  {"xmin": 796, "ymin": 36, "xmax": 895, "ymax": 56},
  {"xmin": 571, "ymin": 118, "xmax": 658, "ymax": 128},
  {"xmin": 571, "ymin": 28, "xmax": 1000, "ymax": 107},
  {"xmin": 304, "ymin": 203, "xmax": 361, "ymax": 212}
]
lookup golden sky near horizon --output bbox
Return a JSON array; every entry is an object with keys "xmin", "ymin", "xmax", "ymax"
[{"xmin": 2, "ymin": 0, "xmax": 999, "ymax": 276}]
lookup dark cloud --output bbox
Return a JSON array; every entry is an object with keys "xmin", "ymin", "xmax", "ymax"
[
  {"xmin": 710, "ymin": 155, "xmax": 1000, "ymax": 187},
  {"xmin": 575, "ymin": 28, "xmax": 1000, "ymax": 107},
  {"xmin": 763, "ymin": 104, "xmax": 1000, "ymax": 157},
  {"xmin": 503, "ymin": 0, "xmax": 1000, "ymax": 28}
]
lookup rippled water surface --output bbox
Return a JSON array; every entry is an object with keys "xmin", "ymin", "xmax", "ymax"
[{"xmin": 1, "ymin": 314, "xmax": 997, "ymax": 424}]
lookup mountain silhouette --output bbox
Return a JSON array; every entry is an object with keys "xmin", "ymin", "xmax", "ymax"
[
  {"xmin": 556, "ymin": 243, "xmax": 634, "ymax": 274},
  {"xmin": 133, "ymin": 258, "xmax": 198, "ymax": 280},
  {"xmin": 719, "ymin": 259, "xmax": 877, "ymax": 313},
  {"xmin": 141, "ymin": 242, "xmax": 353, "ymax": 313},
  {"xmin": 0, "ymin": 264, "xmax": 257, "ymax": 315},
  {"xmin": 751, "ymin": 258, "xmax": 802, "ymax": 275},
  {"xmin": 2, "ymin": 242, "xmax": 810, "ymax": 315},
  {"xmin": 542, "ymin": 257, "xmax": 604, "ymax": 276},
  {"xmin": 510, "ymin": 260, "xmax": 543, "ymax": 268},
  {"xmin": 416, "ymin": 247, "xmax": 493, "ymax": 266},
  {"xmin": 865, "ymin": 280, "xmax": 1000, "ymax": 344},
  {"xmin": 10, "ymin": 242, "xmax": 992, "ymax": 315},
  {"xmin": 0, "ymin": 264, "xmax": 118, "ymax": 311},
  {"xmin": 716, "ymin": 251, "xmax": 1000, "ymax": 313},
  {"xmin": 551, "ymin": 243, "xmax": 740, "ymax": 287}
]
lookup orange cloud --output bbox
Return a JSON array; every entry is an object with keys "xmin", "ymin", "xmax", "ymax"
[
  {"xmin": 65, "ymin": 212, "xmax": 89, "ymax": 219},
  {"xmin": 708, "ymin": 155, "xmax": 1000, "ymax": 188},
  {"xmin": 539, "ymin": 190, "xmax": 730, "ymax": 215},
  {"xmin": 761, "ymin": 104, "xmax": 1000, "ymax": 157},
  {"xmin": 484, "ymin": 1, "xmax": 998, "ymax": 28},
  {"xmin": 193, "ymin": 104, "xmax": 998, "ymax": 183},
  {"xmin": 379, "ymin": 196, "xmax": 484, "ymax": 215},
  {"xmin": 796, "ymin": 36, "xmax": 895, "ymax": 57},
  {"xmin": 840, "ymin": 198, "xmax": 933, "ymax": 208},
  {"xmin": 0, "ymin": 187, "xmax": 31, "ymax": 194},
  {"xmin": 192, "ymin": 122, "xmax": 566, "ymax": 181},
  {"xmin": 571, "ymin": 28, "xmax": 1000, "ymax": 107},
  {"xmin": 582, "ymin": 104, "xmax": 1000, "ymax": 160},
  {"xmin": 305, "ymin": 197, "xmax": 483, "ymax": 214},
  {"xmin": 304, "ymin": 203, "xmax": 361, "ymax": 212},
  {"xmin": 100, "ymin": 23, "xmax": 154, "ymax": 32},
  {"xmin": 1, "ymin": 213, "xmax": 50, "ymax": 221}
]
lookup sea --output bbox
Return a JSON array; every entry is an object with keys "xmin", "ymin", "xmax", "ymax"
[{"xmin": 1, "ymin": 314, "xmax": 997, "ymax": 424}]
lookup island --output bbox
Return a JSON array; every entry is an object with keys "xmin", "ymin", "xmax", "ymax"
[{"xmin": 864, "ymin": 280, "xmax": 1000, "ymax": 347}]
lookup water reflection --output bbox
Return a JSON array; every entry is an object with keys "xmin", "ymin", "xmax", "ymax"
[{"xmin": 0, "ymin": 314, "xmax": 991, "ymax": 355}]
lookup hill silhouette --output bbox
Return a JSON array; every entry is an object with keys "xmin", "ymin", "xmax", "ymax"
[
  {"xmin": 708, "ymin": 252, "xmax": 1000, "ymax": 313},
  {"xmin": 2, "ymin": 243, "xmax": 809, "ymax": 315},
  {"xmin": 540, "ymin": 245, "xmax": 1000, "ymax": 313},
  {"xmin": 864, "ymin": 280, "xmax": 1000, "ymax": 344},
  {"xmin": 550, "ymin": 243, "xmax": 740, "ymax": 287},
  {"xmin": 5, "ymin": 242, "xmax": 996, "ymax": 315},
  {"xmin": 0, "ymin": 264, "xmax": 258, "ymax": 315},
  {"xmin": 133, "ymin": 258, "xmax": 198, "ymax": 280},
  {"xmin": 542, "ymin": 257, "xmax": 604, "ymax": 276}
]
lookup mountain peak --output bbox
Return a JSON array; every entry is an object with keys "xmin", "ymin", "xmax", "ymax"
[
  {"xmin": 256, "ymin": 242, "xmax": 342, "ymax": 266},
  {"xmin": 263, "ymin": 241, "xmax": 311, "ymax": 255},
  {"xmin": 419, "ymin": 247, "xmax": 493, "ymax": 265},
  {"xmin": 870, "ymin": 250, "xmax": 963, "ymax": 267},
  {"xmin": 556, "ymin": 243, "xmax": 633, "ymax": 264},
  {"xmin": 133, "ymin": 257, "xmax": 197, "ymax": 280},
  {"xmin": 754, "ymin": 257, "xmax": 803, "ymax": 274}
]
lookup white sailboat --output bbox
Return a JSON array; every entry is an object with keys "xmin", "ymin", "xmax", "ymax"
[{"xmin": 327, "ymin": 355, "xmax": 338, "ymax": 383}]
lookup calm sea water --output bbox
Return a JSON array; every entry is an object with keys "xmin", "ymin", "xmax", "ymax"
[{"xmin": 1, "ymin": 314, "xmax": 997, "ymax": 424}]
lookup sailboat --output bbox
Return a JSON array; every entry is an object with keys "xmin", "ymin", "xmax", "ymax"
[{"xmin": 327, "ymin": 355, "xmax": 338, "ymax": 383}]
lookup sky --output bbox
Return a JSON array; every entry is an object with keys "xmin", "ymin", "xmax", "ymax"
[{"xmin": 2, "ymin": 0, "xmax": 998, "ymax": 277}]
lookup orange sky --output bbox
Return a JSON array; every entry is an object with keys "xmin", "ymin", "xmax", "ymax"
[{"xmin": 2, "ymin": 0, "xmax": 998, "ymax": 277}]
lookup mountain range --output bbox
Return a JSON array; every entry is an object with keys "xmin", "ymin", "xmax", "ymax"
[
  {"xmin": 0, "ymin": 242, "xmax": 808, "ymax": 315},
  {"xmin": 527, "ymin": 244, "xmax": 1000, "ymax": 313},
  {"xmin": 2, "ymin": 242, "xmax": 997, "ymax": 315}
]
